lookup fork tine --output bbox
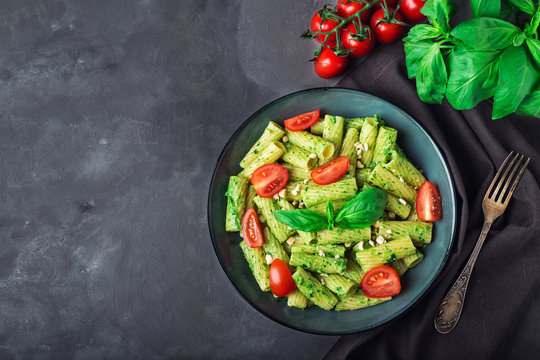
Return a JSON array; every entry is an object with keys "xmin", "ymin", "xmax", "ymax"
[
  {"xmin": 485, "ymin": 151, "xmax": 516, "ymax": 198},
  {"xmin": 502, "ymin": 157, "xmax": 529, "ymax": 205},
  {"xmin": 496, "ymin": 154, "xmax": 523, "ymax": 203}
]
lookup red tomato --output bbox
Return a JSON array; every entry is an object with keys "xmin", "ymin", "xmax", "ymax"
[
  {"xmin": 310, "ymin": 9, "xmax": 340, "ymax": 44},
  {"xmin": 269, "ymin": 258, "xmax": 296, "ymax": 297},
  {"xmin": 311, "ymin": 156, "xmax": 350, "ymax": 185},
  {"xmin": 361, "ymin": 265, "xmax": 401, "ymax": 298},
  {"xmin": 373, "ymin": 0, "xmax": 399, "ymax": 9},
  {"xmin": 314, "ymin": 46, "xmax": 348, "ymax": 79},
  {"xmin": 340, "ymin": 22, "xmax": 375, "ymax": 57},
  {"xmin": 370, "ymin": 8, "xmax": 405, "ymax": 44},
  {"xmin": 284, "ymin": 109, "xmax": 320, "ymax": 131},
  {"xmin": 400, "ymin": 0, "xmax": 427, "ymax": 23},
  {"xmin": 251, "ymin": 164, "xmax": 288, "ymax": 198},
  {"xmin": 335, "ymin": 0, "xmax": 371, "ymax": 23},
  {"xmin": 416, "ymin": 181, "xmax": 443, "ymax": 221},
  {"xmin": 241, "ymin": 208, "xmax": 264, "ymax": 248}
]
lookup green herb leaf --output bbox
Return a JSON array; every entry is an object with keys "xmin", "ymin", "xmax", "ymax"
[
  {"xmin": 507, "ymin": 0, "xmax": 535, "ymax": 14},
  {"xmin": 471, "ymin": 0, "xmax": 501, "ymax": 18},
  {"xmin": 403, "ymin": 24, "xmax": 442, "ymax": 43},
  {"xmin": 415, "ymin": 42, "xmax": 448, "ymax": 104},
  {"xmin": 421, "ymin": 0, "xmax": 458, "ymax": 34},
  {"xmin": 326, "ymin": 201, "xmax": 335, "ymax": 230},
  {"xmin": 451, "ymin": 18, "xmax": 521, "ymax": 50},
  {"xmin": 525, "ymin": 38, "xmax": 540, "ymax": 67},
  {"xmin": 516, "ymin": 84, "xmax": 540, "ymax": 117},
  {"xmin": 492, "ymin": 46, "xmax": 539, "ymax": 119},
  {"xmin": 446, "ymin": 46, "xmax": 501, "ymax": 109},
  {"xmin": 405, "ymin": 40, "xmax": 438, "ymax": 79},
  {"xmin": 334, "ymin": 188, "xmax": 387, "ymax": 229},
  {"xmin": 274, "ymin": 209, "xmax": 328, "ymax": 232}
]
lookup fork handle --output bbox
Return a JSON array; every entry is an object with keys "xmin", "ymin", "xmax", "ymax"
[{"xmin": 434, "ymin": 221, "xmax": 492, "ymax": 334}]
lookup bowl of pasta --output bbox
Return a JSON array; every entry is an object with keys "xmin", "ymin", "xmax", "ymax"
[{"xmin": 207, "ymin": 88, "xmax": 456, "ymax": 334}]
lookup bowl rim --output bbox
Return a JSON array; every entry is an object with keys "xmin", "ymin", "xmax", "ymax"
[{"xmin": 207, "ymin": 87, "xmax": 457, "ymax": 335}]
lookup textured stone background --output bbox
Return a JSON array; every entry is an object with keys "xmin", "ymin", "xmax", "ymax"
[{"xmin": 1, "ymin": 1, "xmax": 538, "ymax": 359}]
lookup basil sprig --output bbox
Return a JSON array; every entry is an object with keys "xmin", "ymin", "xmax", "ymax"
[
  {"xmin": 404, "ymin": 0, "xmax": 540, "ymax": 119},
  {"xmin": 273, "ymin": 188, "xmax": 387, "ymax": 232}
]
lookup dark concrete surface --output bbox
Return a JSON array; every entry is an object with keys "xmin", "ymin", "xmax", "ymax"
[{"xmin": 0, "ymin": 1, "xmax": 538, "ymax": 359}]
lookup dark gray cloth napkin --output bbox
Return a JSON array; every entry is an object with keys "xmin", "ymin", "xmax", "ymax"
[{"xmin": 325, "ymin": 40, "xmax": 540, "ymax": 359}]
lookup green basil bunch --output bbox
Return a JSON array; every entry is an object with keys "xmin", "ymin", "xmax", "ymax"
[
  {"xmin": 404, "ymin": 0, "xmax": 540, "ymax": 119},
  {"xmin": 273, "ymin": 188, "xmax": 388, "ymax": 232}
]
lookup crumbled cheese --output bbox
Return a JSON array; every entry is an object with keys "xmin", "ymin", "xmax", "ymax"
[
  {"xmin": 358, "ymin": 241, "xmax": 364, "ymax": 250},
  {"xmin": 291, "ymin": 190, "xmax": 298, "ymax": 196},
  {"xmin": 376, "ymin": 236, "xmax": 385, "ymax": 244},
  {"xmin": 278, "ymin": 189, "xmax": 286, "ymax": 198},
  {"xmin": 388, "ymin": 212, "xmax": 396, "ymax": 219},
  {"xmin": 321, "ymin": 278, "xmax": 326, "ymax": 285},
  {"xmin": 265, "ymin": 254, "xmax": 273, "ymax": 265},
  {"xmin": 369, "ymin": 240, "xmax": 375, "ymax": 247},
  {"xmin": 292, "ymin": 200, "xmax": 298, "ymax": 206},
  {"xmin": 273, "ymin": 194, "xmax": 280, "ymax": 200},
  {"xmin": 287, "ymin": 226, "xmax": 292, "ymax": 230},
  {"xmin": 386, "ymin": 230, "xmax": 392, "ymax": 234},
  {"xmin": 399, "ymin": 198, "xmax": 407, "ymax": 205},
  {"xmin": 363, "ymin": 143, "xmax": 369, "ymax": 151},
  {"xmin": 318, "ymin": 250, "xmax": 325, "ymax": 257},
  {"xmin": 399, "ymin": 177, "xmax": 405, "ymax": 182},
  {"xmin": 357, "ymin": 160, "xmax": 364, "ymax": 168},
  {"xmin": 354, "ymin": 142, "xmax": 361, "ymax": 148},
  {"xmin": 320, "ymin": 273, "xmax": 328, "ymax": 277},
  {"xmin": 281, "ymin": 135, "xmax": 288, "ymax": 143},
  {"xmin": 345, "ymin": 242, "xmax": 352, "ymax": 248},
  {"xmin": 294, "ymin": 184, "xmax": 302, "ymax": 193},
  {"xmin": 374, "ymin": 221, "xmax": 380, "ymax": 228},
  {"xmin": 299, "ymin": 202, "xmax": 305, "ymax": 208},
  {"xmin": 286, "ymin": 236, "xmax": 296, "ymax": 246},
  {"xmin": 309, "ymin": 153, "xmax": 317, "ymax": 159},
  {"xmin": 334, "ymin": 254, "xmax": 340, "ymax": 259},
  {"xmin": 303, "ymin": 179, "xmax": 309, "ymax": 184}
]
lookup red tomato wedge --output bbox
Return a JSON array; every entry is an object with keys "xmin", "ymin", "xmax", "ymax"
[
  {"xmin": 311, "ymin": 156, "xmax": 350, "ymax": 185},
  {"xmin": 269, "ymin": 258, "xmax": 296, "ymax": 297},
  {"xmin": 284, "ymin": 109, "xmax": 320, "ymax": 131},
  {"xmin": 416, "ymin": 181, "xmax": 443, "ymax": 221},
  {"xmin": 241, "ymin": 207, "xmax": 264, "ymax": 248},
  {"xmin": 251, "ymin": 164, "xmax": 289, "ymax": 198},
  {"xmin": 361, "ymin": 265, "xmax": 401, "ymax": 298}
]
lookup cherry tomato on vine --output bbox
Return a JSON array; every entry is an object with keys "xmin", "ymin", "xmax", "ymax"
[
  {"xmin": 340, "ymin": 21, "xmax": 375, "ymax": 57},
  {"xmin": 361, "ymin": 265, "xmax": 401, "ymax": 298},
  {"xmin": 335, "ymin": 0, "xmax": 371, "ymax": 23},
  {"xmin": 241, "ymin": 207, "xmax": 264, "ymax": 248},
  {"xmin": 400, "ymin": 0, "xmax": 427, "ymax": 23},
  {"xmin": 314, "ymin": 46, "xmax": 348, "ymax": 79},
  {"xmin": 370, "ymin": 8, "xmax": 405, "ymax": 44},
  {"xmin": 373, "ymin": 0, "xmax": 399, "ymax": 9},
  {"xmin": 269, "ymin": 259, "xmax": 296, "ymax": 297},
  {"xmin": 310, "ymin": 9, "xmax": 340, "ymax": 44}
]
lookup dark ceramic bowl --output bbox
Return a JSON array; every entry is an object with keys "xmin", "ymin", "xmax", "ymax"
[{"xmin": 208, "ymin": 88, "xmax": 456, "ymax": 334}]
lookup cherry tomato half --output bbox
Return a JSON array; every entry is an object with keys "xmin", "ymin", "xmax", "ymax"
[
  {"xmin": 310, "ymin": 9, "xmax": 340, "ymax": 44},
  {"xmin": 251, "ymin": 164, "xmax": 289, "ymax": 198},
  {"xmin": 314, "ymin": 46, "xmax": 348, "ymax": 79},
  {"xmin": 370, "ymin": 8, "xmax": 405, "ymax": 44},
  {"xmin": 241, "ymin": 207, "xmax": 264, "ymax": 248},
  {"xmin": 336, "ymin": 0, "xmax": 371, "ymax": 23},
  {"xmin": 284, "ymin": 109, "xmax": 320, "ymax": 131},
  {"xmin": 416, "ymin": 181, "xmax": 443, "ymax": 221},
  {"xmin": 311, "ymin": 156, "xmax": 350, "ymax": 185},
  {"xmin": 269, "ymin": 258, "xmax": 296, "ymax": 297},
  {"xmin": 400, "ymin": 0, "xmax": 427, "ymax": 23},
  {"xmin": 341, "ymin": 21, "xmax": 375, "ymax": 57},
  {"xmin": 361, "ymin": 265, "xmax": 401, "ymax": 298}
]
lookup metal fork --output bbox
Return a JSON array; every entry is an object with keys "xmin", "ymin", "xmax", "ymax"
[{"xmin": 434, "ymin": 151, "xmax": 530, "ymax": 334}]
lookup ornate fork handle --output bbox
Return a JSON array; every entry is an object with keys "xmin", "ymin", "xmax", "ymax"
[{"xmin": 434, "ymin": 221, "xmax": 492, "ymax": 334}]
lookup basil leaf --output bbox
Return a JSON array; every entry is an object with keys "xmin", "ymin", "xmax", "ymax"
[
  {"xmin": 492, "ymin": 46, "xmax": 539, "ymax": 119},
  {"xmin": 403, "ymin": 24, "xmax": 442, "ymax": 43},
  {"xmin": 274, "ymin": 209, "xmax": 328, "ymax": 232},
  {"xmin": 326, "ymin": 201, "xmax": 335, "ymax": 230},
  {"xmin": 525, "ymin": 38, "xmax": 540, "ymax": 67},
  {"xmin": 516, "ymin": 84, "xmax": 540, "ymax": 117},
  {"xmin": 507, "ymin": 0, "xmax": 535, "ymax": 14},
  {"xmin": 446, "ymin": 46, "xmax": 501, "ymax": 109},
  {"xmin": 421, "ymin": 0, "xmax": 458, "ymax": 34},
  {"xmin": 471, "ymin": 0, "xmax": 501, "ymax": 18},
  {"xmin": 415, "ymin": 42, "xmax": 448, "ymax": 104},
  {"xmin": 405, "ymin": 40, "xmax": 437, "ymax": 79},
  {"xmin": 451, "ymin": 18, "xmax": 521, "ymax": 50},
  {"xmin": 334, "ymin": 188, "xmax": 387, "ymax": 229},
  {"xmin": 500, "ymin": 0, "xmax": 513, "ymax": 20}
]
